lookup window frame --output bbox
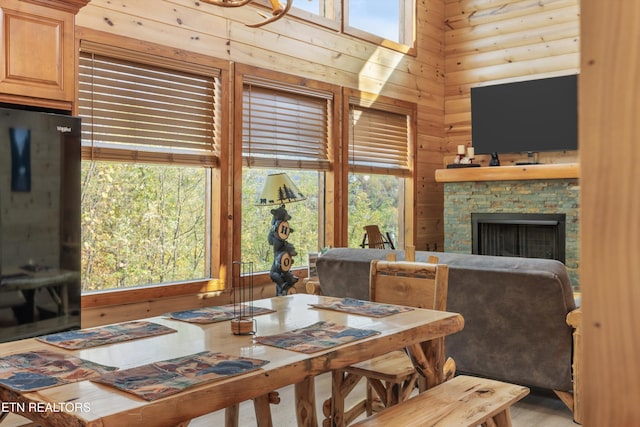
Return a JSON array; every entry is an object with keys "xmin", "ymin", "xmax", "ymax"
[
  {"xmin": 343, "ymin": 0, "xmax": 416, "ymax": 54},
  {"xmin": 341, "ymin": 87, "xmax": 417, "ymax": 249},
  {"xmin": 233, "ymin": 64, "xmax": 342, "ymax": 279},
  {"xmin": 253, "ymin": 0, "xmax": 415, "ymax": 54},
  {"xmin": 77, "ymin": 30, "xmax": 231, "ymax": 307}
]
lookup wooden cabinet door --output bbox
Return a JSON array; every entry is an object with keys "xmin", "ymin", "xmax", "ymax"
[{"xmin": 0, "ymin": 0, "xmax": 74, "ymax": 103}]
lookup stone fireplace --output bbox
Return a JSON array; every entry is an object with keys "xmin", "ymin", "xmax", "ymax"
[{"xmin": 440, "ymin": 171, "xmax": 579, "ymax": 289}]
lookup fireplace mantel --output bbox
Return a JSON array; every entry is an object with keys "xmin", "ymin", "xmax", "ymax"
[{"xmin": 435, "ymin": 163, "xmax": 579, "ymax": 183}]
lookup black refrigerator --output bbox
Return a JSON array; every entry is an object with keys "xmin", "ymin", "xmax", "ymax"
[{"xmin": 0, "ymin": 106, "xmax": 81, "ymax": 342}]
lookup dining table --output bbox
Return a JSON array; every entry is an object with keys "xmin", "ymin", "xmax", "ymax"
[{"xmin": 0, "ymin": 293, "xmax": 464, "ymax": 427}]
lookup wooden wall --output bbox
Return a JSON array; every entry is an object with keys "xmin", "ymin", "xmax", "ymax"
[{"xmin": 443, "ymin": 0, "xmax": 580, "ymax": 166}]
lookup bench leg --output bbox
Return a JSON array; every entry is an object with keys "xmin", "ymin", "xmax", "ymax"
[{"xmin": 481, "ymin": 408, "xmax": 512, "ymax": 427}]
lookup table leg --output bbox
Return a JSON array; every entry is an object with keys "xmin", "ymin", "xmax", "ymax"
[
  {"xmin": 295, "ymin": 376, "xmax": 318, "ymax": 427},
  {"xmin": 253, "ymin": 394, "xmax": 274, "ymax": 427},
  {"xmin": 408, "ymin": 337, "xmax": 445, "ymax": 391},
  {"xmin": 11, "ymin": 290, "xmax": 35, "ymax": 323},
  {"xmin": 225, "ymin": 404, "xmax": 239, "ymax": 427}
]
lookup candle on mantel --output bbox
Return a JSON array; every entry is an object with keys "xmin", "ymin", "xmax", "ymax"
[
  {"xmin": 457, "ymin": 145, "xmax": 465, "ymax": 155},
  {"xmin": 467, "ymin": 147, "xmax": 475, "ymax": 158}
]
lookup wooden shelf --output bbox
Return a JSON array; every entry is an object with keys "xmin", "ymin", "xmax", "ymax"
[{"xmin": 435, "ymin": 163, "xmax": 579, "ymax": 183}]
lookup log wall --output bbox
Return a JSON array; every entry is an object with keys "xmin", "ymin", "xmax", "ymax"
[{"xmin": 443, "ymin": 0, "xmax": 580, "ymax": 166}]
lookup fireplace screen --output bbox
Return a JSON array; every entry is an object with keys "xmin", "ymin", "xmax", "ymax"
[{"xmin": 471, "ymin": 213, "xmax": 566, "ymax": 263}]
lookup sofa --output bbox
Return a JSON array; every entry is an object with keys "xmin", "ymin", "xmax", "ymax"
[{"xmin": 315, "ymin": 248, "xmax": 581, "ymax": 419}]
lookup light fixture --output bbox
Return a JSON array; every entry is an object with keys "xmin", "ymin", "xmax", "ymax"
[
  {"xmin": 256, "ymin": 173, "xmax": 306, "ymax": 295},
  {"xmin": 200, "ymin": 0, "xmax": 293, "ymax": 28}
]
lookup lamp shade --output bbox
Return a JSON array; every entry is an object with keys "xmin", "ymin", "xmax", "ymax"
[{"xmin": 256, "ymin": 173, "xmax": 307, "ymax": 206}]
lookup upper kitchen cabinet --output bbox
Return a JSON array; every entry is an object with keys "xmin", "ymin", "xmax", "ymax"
[{"xmin": 1, "ymin": 0, "xmax": 88, "ymax": 109}]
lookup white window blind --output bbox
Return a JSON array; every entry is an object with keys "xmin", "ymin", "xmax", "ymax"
[
  {"xmin": 348, "ymin": 101, "xmax": 411, "ymax": 176},
  {"xmin": 242, "ymin": 77, "xmax": 331, "ymax": 170},
  {"xmin": 78, "ymin": 44, "xmax": 221, "ymax": 167}
]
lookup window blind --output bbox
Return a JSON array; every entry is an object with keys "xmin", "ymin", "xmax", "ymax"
[
  {"xmin": 348, "ymin": 103, "xmax": 411, "ymax": 176},
  {"xmin": 78, "ymin": 45, "xmax": 220, "ymax": 167},
  {"xmin": 242, "ymin": 78, "xmax": 331, "ymax": 170}
]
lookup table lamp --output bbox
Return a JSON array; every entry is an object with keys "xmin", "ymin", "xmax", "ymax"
[{"xmin": 256, "ymin": 173, "xmax": 306, "ymax": 295}]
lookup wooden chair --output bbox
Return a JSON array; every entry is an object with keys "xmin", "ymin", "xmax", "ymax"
[
  {"xmin": 360, "ymin": 225, "xmax": 395, "ymax": 250},
  {"xmin": 322, "ymin": 258, "xmax": 450, "ymax": 427}
]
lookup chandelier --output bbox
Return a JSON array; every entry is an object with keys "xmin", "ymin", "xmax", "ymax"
[{"xmin": 200, "ymin": 0, "xmax": 293, "ymax": 27}]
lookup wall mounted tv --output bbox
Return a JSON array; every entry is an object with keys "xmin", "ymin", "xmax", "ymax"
[{"xmin": 471, "ymin": 74, "xmax": 578, "ymax": 155}]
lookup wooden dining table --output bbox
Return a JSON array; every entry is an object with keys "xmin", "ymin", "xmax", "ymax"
[{"xmin": 0, "ymin": 294, "xmax": 464, "ymax": 427}]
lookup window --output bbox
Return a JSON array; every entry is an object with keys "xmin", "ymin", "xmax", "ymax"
[
  {"xmin": 78, "ymin": 43, "xmax": 221, "ymax": 291},
  {"xmin": 286, "ymin": 0, "xmax": 415, "ymax": 52},
  {"xmin": 240, "ymin": 75, "xmax": 333, "ymax": 271},
  {"xmin": 345, "ymin": 0, "xmax": 415, "ymax": 47},
  {"xmin": 346, "ymin": 91, "xmax": 415, "ymax": 249},
  {"xmin": 81, "ymin": 163, "xmax": 209, "ymax": 291},
  {"xmin": 292, "ymin": 0, "xmax": 336, "ymax": 18},
  {"xmin": 242, "ymin": 169, "xmax": 321, "ymax": 272}
]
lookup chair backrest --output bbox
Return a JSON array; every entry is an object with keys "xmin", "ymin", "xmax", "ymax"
[
  {"xmin": 369, "ymin": 259, "xmax": 449, "ymax": 311},
  {"xmin": 363, "ymin": 225, "xmax": 387, "ymax": 249}
]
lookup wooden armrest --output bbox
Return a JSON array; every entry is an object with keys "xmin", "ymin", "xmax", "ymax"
[
  {"xmin": 567, "ymin": 307, "xmax": 582, "ymax": 328},
  {"xmin": 564, "ymin": 307, "xmax": 583, "ymax": 424}
]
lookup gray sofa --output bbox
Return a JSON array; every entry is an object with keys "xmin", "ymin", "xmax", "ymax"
[{"xmin": 315, "ymin": 248, "xmax": 578, "ymax": 395}]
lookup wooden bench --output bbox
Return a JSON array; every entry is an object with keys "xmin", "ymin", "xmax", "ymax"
[{"xmin": 350, "ymin": 375, "xmax": 529, "ymax": 427}]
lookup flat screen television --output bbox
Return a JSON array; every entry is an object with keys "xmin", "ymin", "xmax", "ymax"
[{"xmin": 471, "ymin": 74, "xmax": 578, "ymax": 155}]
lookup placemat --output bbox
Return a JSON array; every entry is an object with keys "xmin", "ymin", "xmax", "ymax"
[
  {"xmin": 309, "ymin": 297, "xmax": 414, "ymax": 318},
  {"xmin": 254, "ymin": 321, "xmax": 379, "ymax": 354},
  {"xmin": 92, "ymin": 351, "xmax": 269, "ymax": 401},
  {"xmin": 36, "ymin": 321, "xmax": 177, "ymax": 350},
  {"xmin": 0, "ymin": 350, "xmax": 117, "ymax": 392},
  {"xmin": 166, "ymin": 304, "xmax": 275, "ymax": 324}
]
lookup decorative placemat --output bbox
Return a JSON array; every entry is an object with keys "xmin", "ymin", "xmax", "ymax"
[
  {"xmin": 309, "ymin": 297, "xmax": 414, "ymax": 318},
  {"xmin": 0, "ymin": 350, "xmax": 117, "ymax": 392},
  {"xmin": 92, "ymin": 351, "xmax": 269, "ymax": 401},
  {"xmin": 254, "ymin": 321, "xmax": 379, "ymax": 354},
  {"xmin": 166, "ymin": 304, "xmax": 275, "ymax": 324},
  {"xmin": 36, "ymin": 321, "xmax": 177, "ymax": 350}
]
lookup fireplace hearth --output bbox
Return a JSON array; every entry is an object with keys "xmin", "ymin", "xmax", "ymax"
[{"xmin": 472, "ymin": 213, "xmax": 566, "ymax": 263}]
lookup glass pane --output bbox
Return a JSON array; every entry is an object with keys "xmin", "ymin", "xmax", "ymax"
[
  {"xmin": 242, "ymin": 168, "xmax": 320, "ymax": 273},
  {"xmin": 294, "ymin": 0, "xmax": 327, "ymax": 17},
  {"xmin": 81, "ymin": 162, "xmax": 209, "ymax": 291},
  {"xmin": 347, "ymin": 0, "xmax": 401, "ymax": 43},
  {"xmin": 348, "ymin": 173, "xmax": 401, "ymax": 248}
]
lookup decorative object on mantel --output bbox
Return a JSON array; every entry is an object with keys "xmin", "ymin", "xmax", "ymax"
[
  {"xmin": 447, "ymin": 145, "xmax": 481, "ymax": 168},
  {"xmin": 515, "ymin": 151, "xmax": 542, "ymax": 165},
  {"xmin": 490, "ymin": 152, "xmax": 501, "ymax": 166},
  {"xmin": 231, "ymin": 261, "xmax": 257, "ymax": 335},
  {"xmin": 200, "ymin": 0, "xmax": 293, "ymax": 27},
  {"xmin": 256, "ymin": 173, "xmax": 307, "ymax": 296}
]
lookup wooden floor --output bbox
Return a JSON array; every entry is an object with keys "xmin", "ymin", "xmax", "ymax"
[{"xmin": 190, "ymin": 372, "xmax": 577, "ymax": 426}]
